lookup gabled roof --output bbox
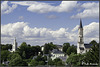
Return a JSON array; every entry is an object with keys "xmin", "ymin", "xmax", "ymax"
[
  {"xmin": 84, "ymin": 44, "xmax": 93, "ymax": 48},
  {"xmin": 56, "ymin": 45, "xmax": 62, "ymax": 48},
  {"xmin": 52, "ymin": 49, "xmax": 64, "ymax": 54}
]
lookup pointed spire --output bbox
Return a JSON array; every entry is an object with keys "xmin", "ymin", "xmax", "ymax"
[
  {"xmin": 14, "ymin": 37, "xmax": 16, "ymax": 41},
  {"xmin": 80, "ymin": 19, "xmax": 83, "ymax": 28}
]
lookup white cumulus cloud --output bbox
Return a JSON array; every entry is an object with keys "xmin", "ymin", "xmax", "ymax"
[
  {"xmin": 1, "ymin": 1, "xmax": 17, "ymax": 14},
  {"xmin": 1, "ymin": 22, "xmax": 99, "ymax": 46},
  {"xmin": 11, "ymin": 1, "xmax": 77, "ymax": 13},
  {"xmin": 71, "ymin": 2, "xmax": 99, "ymax": 19},
  {"xmin": 83, "ymin": 22, "xmax": 99, "ymax": 43}
]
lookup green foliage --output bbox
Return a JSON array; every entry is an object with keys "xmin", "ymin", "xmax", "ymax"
[
  {"xmin": 29, "ymin": 60, "xmax": 38, "ymax": 66},
  {"xmin": 1, "ymin": 44, "xmax": 12, "ymax": 50},
  {"xmin": 67, "ymin": 45, "xmax": 77, "ymax": 55},
  {"xmin": 9, "ymin": 53, "xmax": 28, "ymax": 66},
  {"xmin": 48, "ymin": 59, "xmax": 54, "ymax": 65},
  {"xmin": 17, "ymin": 42, "xmax": 41, "ymax": 59},
  {"xmin": 89, "ymin": 40, "xmax": 97, "ymax": 45},
  {"xmin": 1, "ymin": 50, "xmax": 10, "ymax": 62},
  {"xmin": 38, "ymin": 61, "xmax": 45, "ymax": 65},
  {"xmin": 22, "ymin": 51, "xmax": 26, "ymax": 59},
  {"xmin": 53, "ymin": 58, "xmax": 64, "ymax": 66},
  {"xmin": 66, "ymin": 40, "xmax": 99, "ymax": 66},
  {"xmin": 66, "ymin": 53, "xmax": 83, "ymax": 66},
  {"xmin": 1, "ymin": 64, "xmax": 6, "ymax": 66},
  {"xmin": 57, "ymin": 61, "xmax": 64, "ymax": 66},
  {"xmin": 63, "ymin": 43, "xmax": 70, "ymax": 53},
  {"xmin": 82, "ymin": 40, "xmax": 99, "ymax": 65},
  {"xmin": 43, "ymin": 42, "xmax": 57, "ymax": 54}
]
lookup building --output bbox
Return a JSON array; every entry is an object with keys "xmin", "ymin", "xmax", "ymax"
[
  {"xmin": 51, "ymin": 49, "xmax": 65, "ymax": 60},
  {"xmin": 56, "ymin": 45, "xmax": 63, "ymax": 51},
  {"xmin": 11, "ymin": 37, "xmax": 17, "ymax": 52},
  {"xmin": 77, "ymin": 19, "xmax": 93, "ymax": 54}
]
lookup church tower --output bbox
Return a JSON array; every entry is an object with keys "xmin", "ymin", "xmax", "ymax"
[
  {"xmin": 77, "ymin": 19, "xmax": 84, "ymax": 54},
  {"xmin": 12, "ymin": 37, "xmax": 17, "ymax": 52}
]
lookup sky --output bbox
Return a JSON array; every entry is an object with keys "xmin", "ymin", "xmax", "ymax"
[{"xmin": 1, "ymin": 1, "xmax": 99, "ymax": 46}]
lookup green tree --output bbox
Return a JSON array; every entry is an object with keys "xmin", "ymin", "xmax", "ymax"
[
  {"xmin": 34, "ymin": 55, "xmax": 45, "ymax": 62},
  {"xmin": 48, "ymin": 59, "xmax": 54, "ymax": 65},
  {"xmin": 38, "ymin": 61, "xmax": 45, "ymax": 65},
  {"xmin": 29, "ymin": 60, "xmax": 38, "ymax": 66},
  {"xmin": 44, "ymin": 43, "xmax": 51, "ymax": 54},
  {"xmin": 53, "ymin": 58, "xmax": 64, "ymax": 66},
  {"xmin": 9, "ymin": 53, "xmax": 28, "ymax": 66},
  {"xmin": 83, "ymin": 40, "xmax": 99, "ymax": 65},
  {"xmin": 22, "ymin": 51, "xmax": 26, "ymax": 59},
  {"xmin": 17, "ymin": 42, "xmax": 42, "ymax": 59},
  {"xmin": 66, "ymin": 53, "xmax": 83, "ymax": 66},
  {"xmin": 1, "ymin": 50, "xmax": 10, "ymax": 63},
  {"xmin": 43, "ymin": 42, "xmax": 57, "ymax": 54},
  {"xmin": 63, "ymin": 43, "xmax": 70, "ymax": 53},
  {"xmin": 67, "ymin": 45, "xmax": 77, "ymax": 55},
  {"xmin": 1, "ymin": 44, "xmax": 12, "ymax": 50},
  {"xmin": 57, "ymin": 61, "xmax": 64, "ymax": 66}
]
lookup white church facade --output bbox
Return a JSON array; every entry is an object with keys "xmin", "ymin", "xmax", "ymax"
[{"xmin": 77, "ymin": 19, "xmax": 93, "ymax": 54}]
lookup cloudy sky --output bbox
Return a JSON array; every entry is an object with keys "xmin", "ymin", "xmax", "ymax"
[{"xmin": 1, "ymin": 1, "xmax": 99, "ymax": 46}]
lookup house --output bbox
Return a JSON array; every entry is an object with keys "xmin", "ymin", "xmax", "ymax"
[
  {"xmin": 51, "ymin": 49, "xmax": 65, "ymax": 60},
  {"xmin": 56, "ymin": 45, "xmax": 63, "ymax": 51}
]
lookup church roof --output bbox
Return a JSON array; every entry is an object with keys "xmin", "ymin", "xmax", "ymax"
[
  {"xmin": 79, "ymin": 19, "xmax": 83, "ymax": 28},
  {"xmin": 84, "ymin": 44, "xmax": 93, "ymax": 48}
]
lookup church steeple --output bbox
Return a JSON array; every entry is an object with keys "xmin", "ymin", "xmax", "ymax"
[
  {"xmin": 80, "ymin": 19, "xmax": 83, "ymax": 28},
  {"xmin": 12, "ymin": 37, "xmax": 17, "ymax": 52},
  {"xmin": 77, "ymin": 19, "xmax": 84, "ymax": 54}
]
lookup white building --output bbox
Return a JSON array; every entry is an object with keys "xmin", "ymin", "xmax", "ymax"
[
  {"xmin": 11, "ymin": 37, "xmax": 17, "ymax": 52},
  {"xmin": 77, "ymin": 19, "xmax": 93, "ymax": 54},
  {"xmin": 56, "ymin": 45, "xmax": 63, "ymax": 51},
  {"xmin": 51, "ymin": 49, "xmax": 65, "ymax": 60}
]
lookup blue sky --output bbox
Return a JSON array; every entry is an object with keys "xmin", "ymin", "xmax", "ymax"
[{"xmin": 1, "ymin": 1, "xmax": 99, "ymax": 46}]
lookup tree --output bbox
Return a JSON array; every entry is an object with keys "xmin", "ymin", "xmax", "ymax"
[
  {"xmin": 67, "ymin": 45, "xmax": 77, "ymax": 55},
  {"xmin": 63, "ymin": 43, "xmax": 70, "ymax": 53},
  {"xmin": 44, "ymin": 43, "xmax": 51, "ymax": 54},
  {"xmin": 83, "ymin": 40, "xmax": 99, "ymax": 65},
  {"xmin": 66, "ymin": 53, "xmax": 84, "ymax": 66},
  {"xmin": 89, "ymin": 40, "xmax": 97, "ymax": 45},
  {"xmin": 43, "ymin": 42, "xmax": 57, "ymax": 54},
  {"xmin": 48, "ymin": 59, "xmax": 54, "ymax": 65},
  {"xmin": 22, "ymin": 51, "xmax": 26, "ymax": 59},
  {"xmin": 6, "ymin": 44, "xmax": 12, "ymax": 50},
  {"xmin": 17, "ymin": 42, "xmax": 42, "ymax": 59},
  {"xmin": 57, "ymin": 61, "xmax": 64, "ymax": 66},
  {"xmin": 38, "ymin": 61, "xmax": 45, "ymax": 65},
  {"xmin": 9, "ymin": 53, "xmax": 28, "ymax": 66},
  {"xmin": 34, "ymin": 55, "xmax": 45, "ymax": 62},
  {"xmin": 1, "ymin": 50, "xmax": 10, "ymax": 63},
  {"xmin": 29, "ymin": 60, "xmax": 38, "ymax": 66},
  {"xmin": 53, "ymin": 58, "xmax": 64, "ymax": 66},
  {"xmin": 1, "ymin": 44, "xmax": 11, "ymax": 50}
]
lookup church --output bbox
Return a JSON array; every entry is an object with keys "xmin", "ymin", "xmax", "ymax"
[
  {"xmin": 77, "ymin": 19, "xmax": 93, "ymax": 54},
  {"xmin": 10, "ymin": 37, "xmax": 17, "ymax": 52}
]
